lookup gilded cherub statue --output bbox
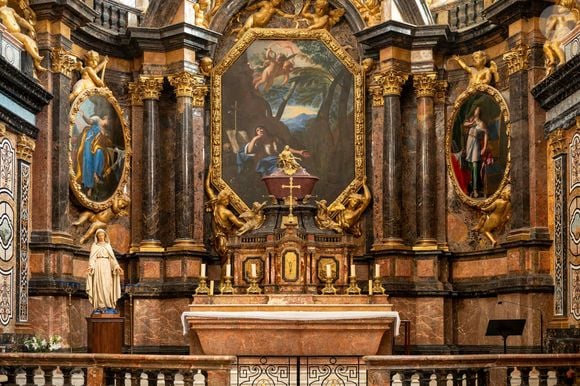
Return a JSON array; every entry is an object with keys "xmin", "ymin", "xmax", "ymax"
[
  {"xmin": 297, "ymin": 0, "xmax": 345, "ymax": 30},
  {"xmin": 315, "ymin": 199, "xmax": 343, "ymax": 233},
  {"xmin": 69, "ymin": 50, "xmax": 108, "ymax": 102},
  {"xmin": 450, "ymin": 51, "xmax": 499, "ymax": 88},
  {"xmin": 328, "ymin": 177, "xmax": 371, "ymax": 237},
  {"xmin": 236, "ymin": 201, "xmax": 267, "ymax": 235},
  {"xmin": 0, "ymin": 0, "xmax": 46, "ymax": 78},
  {"xmin": 543, "ymin": 3, "xmax": 578, "ymax": 77},
  {"xmin": 73, "ymin": 193, "xmax": 130, "ymax": 244},
  {"xmin": 473, "ymin": 185, "xmax": 511, "ymax": 247},
  {"xmin": 193, "ymin": 0, "xmax": 210, "ymax": 29},
  {"xmin": 233, "ymin": 0, "xmax": 293, "ymax": 41},
  {"xmin": 199, "ymin": 56, "xmax": 213, "ymax": 77},
  {"xmin": 205, "ymin": 170, "xmax": 245, "ymax": 259}
]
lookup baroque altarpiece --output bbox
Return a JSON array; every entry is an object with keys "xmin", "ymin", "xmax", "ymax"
[{"xmin": 0, "ymin": 0, "xmax": 577, "ymax": 355}]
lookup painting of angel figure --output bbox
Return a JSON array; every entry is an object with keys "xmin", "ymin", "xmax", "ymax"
[
  {"xmin": 449, "ymin": 91, "xmax": 509, "ymax": 200},
  {"xmin": 220, "ymin": 37, "xmax": 357, "ymax": 205},
  {"xmin": 70, "ymin": 94, "xmax": 127, "ymax": 203}
]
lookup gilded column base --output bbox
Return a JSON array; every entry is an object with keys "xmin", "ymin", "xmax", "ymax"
[
  {"xmin": 371, "ymin": 239, "xmax": 409, "ymax": 251},
  {"xmin": 547, "ymin": 316, "xmax": 573, "ymax": 329},
  {"xmin": 139, "ymin": 240, "xmax": 164, "ymax": 252},
  {"xmin": 167, "ymin": 239, "xmax": 207, "ymax": 252},
  {"xmin": 15, "ymin": 322, "xmax": 33, "ymax": 335},
  {"xmin": 51, "ymin": 232, "xmax": 74, "ymax": 245},
  {"xmin": 413, "ymin": 238, "xmax": 438, "ymax": 251}
]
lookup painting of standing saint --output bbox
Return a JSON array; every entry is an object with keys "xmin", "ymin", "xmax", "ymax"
[{"xmin": 217, "ymin": 33, "xmax": 361, "ymax": 208}]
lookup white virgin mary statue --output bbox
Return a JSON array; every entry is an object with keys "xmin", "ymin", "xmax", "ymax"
[{"xmin": 86, "ymin": 229, "xmax": 123, "ymax": 314}]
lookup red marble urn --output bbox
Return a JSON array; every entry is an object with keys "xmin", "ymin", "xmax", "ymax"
[{"xmin": 262, "ymin": 169, "xmax": 319, "ymax": 200}]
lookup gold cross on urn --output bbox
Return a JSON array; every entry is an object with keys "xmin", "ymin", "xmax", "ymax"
[{"xmin": 281, "ymin": 177, "xmax": 300, "ymax": 227}]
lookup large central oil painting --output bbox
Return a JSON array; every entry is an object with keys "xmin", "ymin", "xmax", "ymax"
[{"xmin": 211, "ymin": 29, "xmax": 364, "ymax": 213}]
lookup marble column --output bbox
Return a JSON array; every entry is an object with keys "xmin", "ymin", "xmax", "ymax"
[
  {"xmin": 434, "ymin": 80, "xmax": 449, "ymax": 249},
  {"xmin": 138, "ymin": 76, "xmax": 164, "ymax": 251},
  {"xmin": 128, "ymin": 82, "xmax": 144, "ymax": 251},
  {"xmin": 49, "ymin": 47, "xmax": 77, "ymax": 241},
  {"xmin": 413, "ymin": 72, "xmax": 438, "ymax": 248},
  {"xmin": 503, "ymin": 43, "xmax": 531, "ymax": 237},
  {"xmin": 370, "ymin": 70, "xmax": 409, "ymax": 250},
  {"xmin": 168, "ymin": 72, "xmax": 208, "ymax": 250},
  {"xmin": 16, "ymin": 135, "xmax": 35, "ymax": 324}
]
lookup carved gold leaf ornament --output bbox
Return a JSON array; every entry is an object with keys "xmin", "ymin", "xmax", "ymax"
[
  {"xmin": 413, "ymin": 72, "xmax": 438, "ymax": 98},
  {"xmin": 168, "ymin": 72, "xmax": 205, "ymax": 98},
  {"xmin": 445, "ymin": 84, "xmax": 511, "ymax": 209},
  {"xmin": 210, "ymin": 28, "xmax": 366, "ymax": 214},
  {"xmin": 503, "ymin": 42, "xmax": 531, "ymax": 76},
  {"xmin": 68, "ymin": 87, "xmax": 132, "ymax": 212},
  {"xmin": 16, "ymin": 134, "xmax": 35, "ymax": 162},
  {"xmin": 549, "ymin": 129, "xmax": 567, "ymax": 157},
  {"xmin": 128, "ymin": 81, "xmax": 144, "ymax": 106},
  {"xmin": 50, "ymin": 47, "xmax": 77, "ymax": 78},
  {"xmin": 373, "ymin": 70, "xmax": 409, "ymax": 97},
  {"xmin": 137, "ymin": 76, "xmax": 164, "ymax": 100}
]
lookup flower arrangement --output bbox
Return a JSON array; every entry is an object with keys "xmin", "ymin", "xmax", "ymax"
[{"xmin": 23, "ymin": 335, "xmax": 62, "ymax": 352}]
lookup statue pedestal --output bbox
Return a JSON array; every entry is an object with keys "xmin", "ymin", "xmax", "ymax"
[
  {"xmin": 182, "ymin": 295, "xmax": 398, "ymax": 356},
  {"xmin": 86, "ymin": 315, "xmax": 124, "ymax": 353}
]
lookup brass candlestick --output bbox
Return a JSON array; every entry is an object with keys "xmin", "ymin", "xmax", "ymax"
[
  {"xmin": 372, "ymin": 276, "xmax": 385, "ymax": 295},
  {"xmin": 321, "ymin": 276, "xmax": 337, "ymax": 295},
  {"xmin": 220, "ymin": 275, "xmax": 234, "ymax": 295},
  {"xmin": 346, "ymin": 275, "xmax": 361, "ymax": 295},
  {"xmin": 195, "ymin": 276, "xmax": 210, "ymax": 295},
  {"xmin": 246, "ymin": 274, "xmax": 262, "ymax": 294}
]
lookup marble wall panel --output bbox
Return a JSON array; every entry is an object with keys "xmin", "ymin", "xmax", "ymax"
[
  {"xmin": 186, "ymin": 259, "xmax": 198, "ymax": 278},
  {"xmin": 166, "ymin": 259, "xmax": 182, "ymax": 278},
  {"xmin": 72, "ymin": 258, "xmax": 88, "ymax": 278},
  {"xmin": 416, "ymin": 259, "xmax": 435, "ymax": 278},
  {"xmin": 395, "ymin": 258, "xmax": 413, "ymax": 277},
  {"xmin": 142, "ymin": 260, "xmax": 161, "ymax": 279},
  {"xmin": 158, "ymin": 100, "xmax": 176, "ymax": 245},
  {"xmin": 453, "ymin": 257, "xmax": 507, "ymax": 279},
  {"xmin": 29, "ymin": 253, "xmax": 43, "ymax": 274},
  {"xmin": 390, "ymin": 297, "xmax": 444, "ymax": 345},
  {"xmin": 61, "ymin": 254, "xmax": 73, "ymax": 276},
  {"xmin": 133, "ymin": 298, "xmax": 189, "ymax": 346}
]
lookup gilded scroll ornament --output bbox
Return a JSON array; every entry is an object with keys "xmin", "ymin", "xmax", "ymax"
[
  {"xmin": 450, "ymin": 51, "xmax": 499, "ymax": 90},
  {"xmin": 473, "ymin": 184, "xmax": 511, "ymax": 247},
  {"xmin": 349, "ymin": 0, "xmax": 381, "ymax": 26},
  {"xmin": 503, "ymin": 42, "xmax": 531, "ymax": 76},
  {"xmin": 73, "ymin": 192, "xmax": 130, "ymax": 244},
  {"xmin": 374, "ymin": 70, "xmax": 409, "ymax": 96},
  {"xmin": 295, "ymin": 0, "xmax": 345, "ymax": 30},
  {"xmin": 168, "ymin": 72, "xmax": 205, "ymax": 98},
  {"xmin": 50, "ymin": 47, "xmax": 77, "ymax": 78},
  {"xmin": 205, "ymin": 170, "xmax": 245, "ymax": 260},
  {"xmin": 137, "ymin": 76, "xmax": 164, "ymax": 100},
  {"xmin": 69, "ymin": 50, "xmax": 109, "ymax": 103},
  {"xmin": 413, "ymin": 72, "xmax": 438, "ymax": 98},
  {"xmin": 16, "ymin": 134, "xmax": 34, "ymax": 162},
  {"xmin": 0, "ymin": 0, "xmax": 46, "ymax": 78}
]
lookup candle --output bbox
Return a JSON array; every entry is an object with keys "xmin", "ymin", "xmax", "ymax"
[
  {"xmin": 350, "ymin": 264, "xmax": 356, "ymax": 277},
  {"xmin": 251, "ymin": 263, "xmax": 257, "ymax": 278},
  {"xmin": 375, "ymin": 264, "xmax": 380, "ymax": 278},
  {"xmin": 369, "ymin": 280, "xmax": 373, "ymax": 295},
  {"xmin": 209, "ymin": 280, "xmax": 214, "ymax": 296},
  {"xmin": 326, "ymin": 264, "xmax": 332, "ymax": 279},
  {"xmin": 226, "ymin": 264, "xmax": 231, "ymax": 277},
  {"xmin": 200, "ymin": 263, "xmax": 206, "ymax": 277}
]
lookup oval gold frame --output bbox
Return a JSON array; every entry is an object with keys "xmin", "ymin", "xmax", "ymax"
[
  {"xmin": 446, "ymin": 84, "xmax": 511, "ymax": 209},
  {"xmin": 209, "ymin": 28, "xmax": 366, "ymax": 214},
  {"xmin": 68, "ymin": 87, "xmax": 131, "ymax": 212}
]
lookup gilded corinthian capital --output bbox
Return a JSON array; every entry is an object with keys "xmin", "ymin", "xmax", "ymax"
[
  {"xmin": 50, "ymin": 47, "xmax": 77, "ymax": 78},
  {"xmin": 137, "ymin": 76, "xmax": 164, "ymax": 100},
  {"xmin": 373, "ymin": 70, "xmax": 409, "ymax": 96},
  {"xmin": 168, "ymin": 72, "xmax": 205, "ymax": 98},
  {"xmin": 17, "ymin": 135, "xmax": 35, "ymax": 163},
  {"xmin": 503, "ymin": 42, "xmax": 531, "ymax": 76},
  {"xmin": 128, "ymin": 81, "xmax": 143, "ymax": 106},
  {"xmin": 413, "ymin": 72, "xmax": 438, "ymax": 98},
  {"xmin": 549, "ymin": 129, "xmax": 567, "ymax": 158}
]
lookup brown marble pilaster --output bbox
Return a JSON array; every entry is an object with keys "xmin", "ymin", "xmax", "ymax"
[
  {"xmin": 371, "ymin": 70, "xmax": 409, "ymax": 250},
  {"xmin": 434, "ymin": 81, "xmax": 448, "ymax": 249},
  {"xmin": 504, "ymin": 43, "xmax": 532, "ymax": 239},
  {"xmin": 128, "ymin": 82, "xmax": 144, "ymax": 251},
  {"xmin": 168, "ymin": 72, "xmax": 208, "ymax": 250},
  {"xmin": 191, "ymin": 83, "xmax": 209, "ymax": 246},
  {"xmin": 413, "ymin": 72, "xmax": 438, "ymax": 248},
  {"xmin": 138, "ymin": 76, "xmax": 164, "ymax": 251}
]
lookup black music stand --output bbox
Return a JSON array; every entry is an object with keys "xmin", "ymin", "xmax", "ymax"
[{"xmin": 485, "ymin": 319, "xmax": 526, "ymax": 354}]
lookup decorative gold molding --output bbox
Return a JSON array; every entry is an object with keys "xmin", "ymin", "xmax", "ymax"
[
  {"xmin": 373, "ymin": 70, "xmax": 409, "ymax": 96},
  {"xmin": 503, "ymin": 42, "xmax": 531, "ymax": 76},
  {"xmin": 549, "ymin": 129, "xmax": 567, "ymax": 157},
  {"xmin": 137, "ymin": 76, "xmax": 164, "ymax": 101},
  {"xmin": 413, "ymin": 72, "xmax": 438, "ymax": 98},
  {"xmin": 368, "ymin": 84, "xmax": 384, "ymax": 107},
  {"xmin": 128, "ymin": 81, "xmax": 143, "ymax": 106},
  {"xmin": 168, "ymin": 72, "xmax": 205, "ymax": 98},
  {"xmin": 192, "ymin": 85, "xmax": 209, "ymax": 107},
  {"xmin": 350, "ymin": 0, "xmax": 381, "ymax": 26},
  {"xmin": 434, "ymin": 80, "xmax": 449, "ymax": 104},
  {"xmin": 50, "ymin": 47, "xmax": 77, "ymax": 78},
  {"xmin": 16, "ymin": 135, "xmax": 35, "ymax": 162}
]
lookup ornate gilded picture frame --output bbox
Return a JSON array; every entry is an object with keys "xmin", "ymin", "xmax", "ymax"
[
  {"xmin": 68, "ymin": 88, "xmax": 131, "ymax": 211},
  {"xmin": 209, "ymin": 28, "xmax": 365, "ymax": 213},
  {"xmin": 446, "ymin": 84, "xmax": 511, "ymax": 208}
]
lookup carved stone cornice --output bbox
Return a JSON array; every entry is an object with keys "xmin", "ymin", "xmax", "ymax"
[
  {"xmin": 503, "ymin": 42, "xmax": 531, "ymax": 76},
  {"xmin": 50, "ymin": 47, "xmax": 77, "ymax": 78},
  {"xmin": 17, "ymin": 135, "xmax": 35, "ymax": 163},
  {"xmin": 128, "ymin": 81, "xmax": 143, "ymax": 106},
  {"xmin": 137, "ymin": 76, "xmax": 164, "ymax": 101},
  {"xmin": 368, "ymin": 84, "xmax": 384, "ymax": 107},
  {"xmin": 373, "ymin": 70, "xmax": 409, "ymax": 97},
  {"xmin": 168, "ymin": 72, "xmax": 205, "ymax": 98},
  {"xmin": 549, "ymin": 129, "xmax": 567, "ymax": 158},
  {"xmin": 434, "ymin": 80, "xmax": 449, "ymax": 104},
  {"xmin": 192, "ymin": 85, "xmax": 209, "ymax": 107},
  {"xmin": 413, "ymin": 72, "xmax": 438, "ymax": 98}
]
